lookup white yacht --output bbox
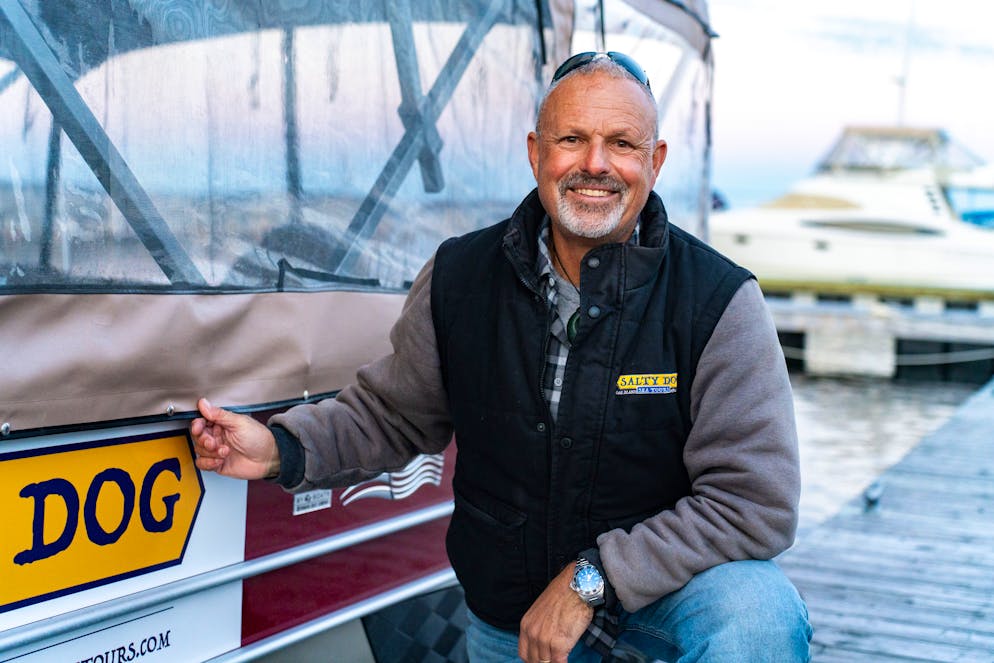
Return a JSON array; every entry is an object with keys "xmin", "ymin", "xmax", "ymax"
[{"xmin": 710, "ymin": 126, "xmax": 994, "ymax": 298}]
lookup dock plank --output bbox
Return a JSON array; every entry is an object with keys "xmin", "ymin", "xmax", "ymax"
[
  {"xmin": 804, "ymin": 649, "xmax": 939, "ymax": 663},
  {"xmin": 796, "ymin": 586, "xmax": 994, "ymax": 636},
  {"xmin": 792, "ymin": 529, "xmax": 994, "ymax": 570},
  {"xmin": 807, "ymin": 625, "xmax": 992, "ymax": 663},
  {"xmin": 807, "ymin": 603, "xmax": 994, "ymax": 648},
  {"xmin": 779, "ymin": 380, "xmax": 994, "ymax": 661}
]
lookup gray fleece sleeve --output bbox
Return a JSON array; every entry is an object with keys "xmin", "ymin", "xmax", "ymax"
[
  {"xmin": 596, "ymin": 278, "xmax": 800, "ymax": 612},
  {"xmin": 267, "ymin": 256, "xmax": 453, "ymax": 491}
]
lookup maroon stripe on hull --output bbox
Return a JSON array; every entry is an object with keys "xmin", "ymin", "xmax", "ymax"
[
  {"xmin": 241, "ymin": 446, "xmax": 457, "ymax": 643},
  {"xmin": 244, "ymin": 447, "xmax": 456, "ymax": 559},
  {"xmin": 241, "ymin": 517, "xmax": 451, "ymax": 645}
]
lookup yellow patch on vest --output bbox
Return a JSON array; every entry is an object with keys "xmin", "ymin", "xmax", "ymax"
[{"xmin": 615, "ymin": 373, "xmax": 678, "ymax": 395}]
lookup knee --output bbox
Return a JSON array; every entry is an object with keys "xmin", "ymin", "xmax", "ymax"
[{"xmin": 680, "ymin": 561, "xmax": 812, "ymax": 662}]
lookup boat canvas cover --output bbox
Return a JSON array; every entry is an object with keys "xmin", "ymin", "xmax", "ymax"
[{"xmin": 0, "ymin": 0, "xmax": 715, "ymax": 434}]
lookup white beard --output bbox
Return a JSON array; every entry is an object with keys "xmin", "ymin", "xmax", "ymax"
[{"xmin": 555, "ymin": 184, "xmax": 628, "ymax": 239}]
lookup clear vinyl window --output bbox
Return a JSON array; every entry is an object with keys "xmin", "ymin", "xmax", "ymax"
[
  {"xmin": 1, "ymin": 0, "xmax": 714, "ymax": 293},
  {"xmin": 0, "ymin": 2, "xmax": 539, "ymax": 292}
]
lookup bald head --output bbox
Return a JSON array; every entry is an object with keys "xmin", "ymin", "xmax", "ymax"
[{"xmin": 537, "ymin": 57, "xmax": 659, "ymax": 139}]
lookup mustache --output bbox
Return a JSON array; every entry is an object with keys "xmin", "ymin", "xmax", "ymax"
[{"xmin": 557, "ymin": 173, "xmax": 627, "ymax": 196}]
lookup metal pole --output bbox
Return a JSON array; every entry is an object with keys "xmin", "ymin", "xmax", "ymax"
[{"xmin": 0, "ymin": 2, "xmax": 206, "ymax": 286}]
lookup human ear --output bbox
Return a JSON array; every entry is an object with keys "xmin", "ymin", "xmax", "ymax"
[{"xmin": 527, "ymin": 131, "xmax": 540, "ymax": 181}]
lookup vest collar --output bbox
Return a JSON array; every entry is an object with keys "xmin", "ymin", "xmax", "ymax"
[{"xmin": 501, "ymin": 189, "xmax": 671, "ymax": 289}]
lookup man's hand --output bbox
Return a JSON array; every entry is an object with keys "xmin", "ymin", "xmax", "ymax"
[
  {"xmin": 190, "ymin": 398, "xmax": 279, "ymax": 480},
  {"xmin": 518, "ymin": 562, "xmax": 594, "ymax": 663}
]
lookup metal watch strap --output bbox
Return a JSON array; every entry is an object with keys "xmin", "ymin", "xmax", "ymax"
[{"xmin": 571, "ymin": 556, "xmax": 605, "ymax": 607}]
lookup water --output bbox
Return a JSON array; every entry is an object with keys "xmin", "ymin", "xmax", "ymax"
[{"xmin": 791, "ymin": 373, "xmax": 979, "ymax": 538}]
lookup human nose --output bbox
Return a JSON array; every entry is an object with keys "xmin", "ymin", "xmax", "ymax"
[{"xmin": 579, "ymin": 139, "xmax": 610, "ymax": 175}]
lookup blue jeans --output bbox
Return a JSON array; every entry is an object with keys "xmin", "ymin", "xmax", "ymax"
[{"xmin": 465, "ymin": 560, "xmax": 811, "ymax": 662}]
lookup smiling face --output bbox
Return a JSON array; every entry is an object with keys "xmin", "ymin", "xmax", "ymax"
[{"xmin": 527, "ymin": 70, "xmax": 667, "ymax": 245}]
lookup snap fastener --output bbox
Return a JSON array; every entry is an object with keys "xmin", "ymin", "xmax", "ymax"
[
  {"xmin": 560, "ymin": 437, "xmax": 573, "ymax": 449},
  {"xmin": 587, "ymin": 256, "xmax": 600, "ymax": 268},
  {"xmin": 587, "ymin": 305, "xmax": 601, "ymax": 318},
  {"xmin": 537, "ymin": 422, "xmax": 546, "ymax": 432}
]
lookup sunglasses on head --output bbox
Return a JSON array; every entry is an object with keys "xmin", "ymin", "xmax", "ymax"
[{"xmin": 551, "ymin": 51, "xmax": 651, "ymax": 90}]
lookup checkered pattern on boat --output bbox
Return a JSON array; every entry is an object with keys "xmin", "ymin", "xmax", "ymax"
[{"xmin": 362, "ymin": 584, "xmax": 469, "ymax": 662}]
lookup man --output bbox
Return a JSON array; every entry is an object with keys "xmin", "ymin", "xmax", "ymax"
[{"xmin": 192, "ymin": 52, "xmax": 811, "ymax": 662}]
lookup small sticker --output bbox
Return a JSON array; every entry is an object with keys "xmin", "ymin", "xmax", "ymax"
[
  {"xmin": 616, "ymin": 373, "xmax": 677, "ymax": 395},
  {"xmin": 293, "ymin": 489, "xmax": 332, "ymax": 516}
]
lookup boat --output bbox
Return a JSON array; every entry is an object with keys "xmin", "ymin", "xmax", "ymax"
[
  {"xmin": 710, "ymin": 126, "xmax": 994, "ymax": 300},
  {"xmin": 0, "ymin": 1, "xmax": 717, "ymax": 660}
]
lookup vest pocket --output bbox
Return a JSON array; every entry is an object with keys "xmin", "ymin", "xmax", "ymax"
[{"xmin": 446, "ymin": 489, "xmax": 529, "ymax": 627}]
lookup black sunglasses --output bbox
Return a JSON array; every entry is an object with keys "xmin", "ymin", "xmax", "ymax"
[{"xmin": 551, "ymin": 51, "xmax": 651, "ymax": 90}]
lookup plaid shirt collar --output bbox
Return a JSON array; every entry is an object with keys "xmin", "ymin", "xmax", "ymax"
[
  {"xmin": 536, "ymin": 218, "xmax": 640, "ymax": 285},
  {"xmin": 536, "ymin": 222, "xmax": 570, "ymax": 348}
]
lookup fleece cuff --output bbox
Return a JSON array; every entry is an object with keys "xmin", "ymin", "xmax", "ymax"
[{"xmin": 268, "ymin": 424, "xmax": 305, "ymax": 489}]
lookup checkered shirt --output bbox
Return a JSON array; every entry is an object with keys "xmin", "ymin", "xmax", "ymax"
[
  {"xmin": 536, "ymin": 219, "xmax": 639, "ymax": 659},
  {"xmin": 536, "ymin": 222, "xmax": 572, "ymax": 422}
]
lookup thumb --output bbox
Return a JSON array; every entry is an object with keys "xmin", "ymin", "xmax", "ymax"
[{"xmin": 197, "ymin": 397, "xmax": 236, "ymax": 425}]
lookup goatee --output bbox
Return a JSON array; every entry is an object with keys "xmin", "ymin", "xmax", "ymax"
[{"xmin": 556, "ymin": 173, "xmax": 628, "ymax": 239}]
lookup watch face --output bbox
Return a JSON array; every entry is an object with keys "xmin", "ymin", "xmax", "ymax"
[{"xmin": 574, "ymin": 565, "xmax": 604, "ymax": 595}]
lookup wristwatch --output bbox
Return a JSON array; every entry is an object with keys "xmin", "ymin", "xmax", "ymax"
[{"xmin": 569, "ymin": 556, "xmax": 605, "ymax": 607}]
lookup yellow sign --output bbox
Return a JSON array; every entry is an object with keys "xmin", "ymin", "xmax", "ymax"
[
  {"xmin": 616, "ymin": 373, "xmax": 678, "ymax": 394},
  {"xmin": 0, "ymin": 431, "xmax": 204, "ymax": 613}
]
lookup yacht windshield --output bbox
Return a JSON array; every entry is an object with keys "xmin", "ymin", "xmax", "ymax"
[{"xmin": 946, "ymin": 188, "xmax": 994, "ymax": 228}]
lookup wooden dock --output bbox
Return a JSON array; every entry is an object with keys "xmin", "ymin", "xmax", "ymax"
[{"xmin": 778, "ymin": 379, "xmax": 994, "ymax": 662}]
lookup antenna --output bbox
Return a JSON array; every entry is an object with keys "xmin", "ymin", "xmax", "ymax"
[{"xmin": 896, "ymin": 0, "xmax": 917, "ymax": 126}]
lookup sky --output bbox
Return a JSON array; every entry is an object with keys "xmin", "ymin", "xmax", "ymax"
[
  {"xmin": 4, "ymin": 0, "xmax": 990, "ymax": 213},
  {"xmin": 707, "ymin": 0, "xmax": 994, "ymax": 208}
]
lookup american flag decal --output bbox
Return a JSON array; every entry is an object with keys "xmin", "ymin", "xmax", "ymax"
[{"xmin": 340, "ymin": 454, "xmax": 445, "ymax": 505}]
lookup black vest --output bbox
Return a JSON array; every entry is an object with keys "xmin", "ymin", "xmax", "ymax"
[{"xmin": 431, "ymin": 190, "xmax": 751, "ymax": 629}]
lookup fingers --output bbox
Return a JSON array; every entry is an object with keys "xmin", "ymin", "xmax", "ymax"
[
  {"xmin": 191, "ymin": 416, "xmax": 219, "ymax": 450},
  {"xmin": 517, "ymin": 619, "xmax": 557, "ymax": 663},
  {"xmin": 193, "ymin": 429, "xmax": 227, "ymax": 456},
  {"xmin": 518, "ymin": 631, "xmax": 560, "ymax": 663},
  {"xmin": 192, "ymin": 428, "xmax": 230, "ymax": 476},
  {"xmin": 191, "ymin": 398, "xmax": 231, "ymax": 463},
  {"xmin": 195, "ymin": 455, "xmax": 225, "ymax": 472},
  {"xmin": 521, "ymin": 648, "xmax": 556, "ymax": 663}
]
